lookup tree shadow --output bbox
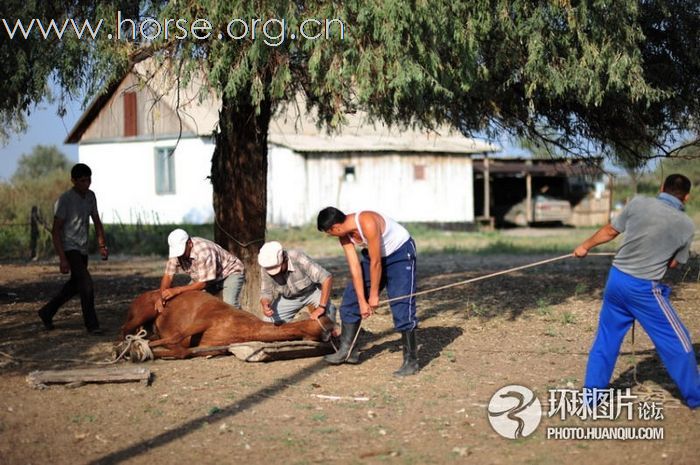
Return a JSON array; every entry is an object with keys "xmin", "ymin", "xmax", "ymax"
[
  {"xmin": 86, "ymin": 357, "xmax": 330, "ymax": 465},
  {"xmin": 358, "ymin": 325, "xmax": 464, "ymax": 370},
  {"xmin": 0, "ymin": 273, "xmax": 161, "ymax": 374},
  {"xmin": 85, "ymin": 321, "xmax": 464, "ymax": 464},
  {"xmin": 414, "ymin": 258, "xmax": 612, "ymax": 322},
  {"xmin": 610, "ymin": 343, "xmax": 700, "ymax": 405}
]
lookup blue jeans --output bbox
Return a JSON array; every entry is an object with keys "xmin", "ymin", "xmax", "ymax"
[
  {"xmin": 263, "ymin": 287, "xmax": 337, "ymax": 325},
  {"xmin": 207, "ymin": 272, "xmax": 245, "ymax": 308},
  {"xmin": 339, "ymin": 238, "xmax": 418, "ymax": 332}
]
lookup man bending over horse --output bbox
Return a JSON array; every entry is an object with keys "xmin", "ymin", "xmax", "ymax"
[
  {"xmin": 258, "ymin": 241, "xmax": 337, "ymax": 331},
  {"xmin": 158, "ymin": 229, "xmax": 245, "ymax": 311},
  {"xmin": 317, "ymin": 207, "xmax": 419, "ymax": 376}
]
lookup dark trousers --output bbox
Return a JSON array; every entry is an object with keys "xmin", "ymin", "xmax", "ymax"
[
  {"xmin": 339, "ymin": 238, "xmax": 418, "ymax": 332},
  {"xmin": 41, "ymin": 250, "xmax": 99, "ymax": 330}
]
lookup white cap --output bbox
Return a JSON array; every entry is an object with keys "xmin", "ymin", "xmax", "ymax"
[
  {"xmin": 258, "ymin": 241, "xmax": 285, "ymax": 275},
  {"xmin": 168, "ymin": 229, "xmax": 189, "ymax": 258}
]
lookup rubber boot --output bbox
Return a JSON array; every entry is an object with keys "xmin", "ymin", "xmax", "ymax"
[
  {"xmin": 393, "ymin": 329, "xmax": 419, "ymax": 376},
  {"xmin": 324, "ymin": 322, "xmax": 360, "ymax": 365}
]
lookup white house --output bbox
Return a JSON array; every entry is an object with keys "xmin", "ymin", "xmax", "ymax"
[{"xmin": 66, "ymin": 67, "xmax": 499, "ymax": 226}]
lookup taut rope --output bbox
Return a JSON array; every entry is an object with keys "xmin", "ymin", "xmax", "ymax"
[{"xmin": 342, "ymin": 252, "xmax": 615, "ymax": 362}]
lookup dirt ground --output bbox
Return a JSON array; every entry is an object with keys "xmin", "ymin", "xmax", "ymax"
[{"xmin": 0, "ymin": 251, "xmax": 698, "ymax": 465}]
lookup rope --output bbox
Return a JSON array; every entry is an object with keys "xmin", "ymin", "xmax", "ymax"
[
  {"xmin": 109, "ymin": 329, "xmax": 154, "ymax": 363},
  {"xmin": 380, "ymin": 252, "xmax": 614, "ymax": 306},
  {"xmin": 0, "ymin": 329, "xmax": 153, "ymax": 365},
  {"xmin": 627, "ymin": 321, "xmax": 681, "ymax": 406},
  {"xmin": 214, "ymin": 217, "xmax": 265, "ymax": 248},
  {"xmin": 312, "ymin": 316, "xmax": 338, "ymax": 351},
  {"xmin": 341, "ymin": 252, "xmax": 616, "ymax": 361}
]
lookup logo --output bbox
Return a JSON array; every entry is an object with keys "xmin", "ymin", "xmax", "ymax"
[{"xmin": 487, "ymin": 384, "xmax": 542, "ymax": 439}]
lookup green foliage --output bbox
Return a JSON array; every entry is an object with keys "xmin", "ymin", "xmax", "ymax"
[
  {"xmin": 1, "ymin": 0, "xmax": 700, "ymax": 269},
  {"xmin": 102, "ymin": 223, "xmax": 213, "ymax": 257},
  {"xmin": 12, "ymin": 145, "xmax": 70, "ymax": 182},
  {"xmin": 0, "ymin": 144, "xmax": 72, "ymax": 258},
  {"xmin": 0, "ymin": 170, "xmax": 70, "ymax": 259},
  {"xmin": 3, "ymin": 1, "xmax": 700, "ymax": 159},
  {"xmin": 613, "ymin": 150, "xmax": 700, "ymax": 217},
  {"xmin": 658, "ymin": 155, "xmax": 700, "ymax": 215}
]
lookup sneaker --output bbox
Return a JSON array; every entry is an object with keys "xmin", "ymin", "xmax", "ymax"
[
  {"xmin": 87, "ymin": 328, "xmax": 104, "ymax": 335},
  {"xmin": 37, "ymin": 309, "xmax": 54, "ymax": 330}
]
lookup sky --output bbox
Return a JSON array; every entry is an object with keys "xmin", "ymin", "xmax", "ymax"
[{"xmin": 0, "ymin": 96, "xmax": 83, "ymax": 181}]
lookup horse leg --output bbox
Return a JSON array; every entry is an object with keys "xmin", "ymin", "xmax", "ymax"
[
  {"xmin": 151, "ymin": 344, "xmax": 192, "ymax": 359},
  {"xmin": 251, "ymin": 317, "xmax": 328, "ymax": 342},
  {"xmin": 149, "ymin": 332, "xmax": 189, "ymax": 349}
]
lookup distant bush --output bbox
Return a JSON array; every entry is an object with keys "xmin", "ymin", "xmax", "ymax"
[
  {"xmin": 613, "ymin": 157, "xmax": 700, "ymax": 218},
  {"xmin": 100, "ymin": 223, "xmax": 214, "ymax": 257},
  {"xmin": 0, "ymin": 170, "xmax": 71, "ymax": 260}
]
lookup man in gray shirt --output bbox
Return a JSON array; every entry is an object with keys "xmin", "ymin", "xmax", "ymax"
[
  {"xmin": 574, "ymin": 174, "xmax": 699, "ymax": 408},
  {"xmin": 257, "ymin": 241, "xmax": 336, "ymax": 330},
  {"xmin": 37, "ymin": 163, "xmax": 108, "ymax": 334}
]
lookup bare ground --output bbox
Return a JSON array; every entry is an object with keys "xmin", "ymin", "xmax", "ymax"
[{"xmin": 0, "ymin": 252, "xmax": 698, "ymax": 465}]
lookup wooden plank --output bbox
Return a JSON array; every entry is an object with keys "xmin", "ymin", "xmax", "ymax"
[
  {"xmin": 228, "ymin": 340, "xmax": 333, "ymax": 362},
  {"xmin": 26, "ymin": 366, "xmax": 151, "ymax": 388}
]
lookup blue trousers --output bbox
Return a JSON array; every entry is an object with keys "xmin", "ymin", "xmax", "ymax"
[
  {"xmin": 585, "ymin": 266, "xmax": 700, "ymax": 408},
  {"xmin": 339, "ymin": 238, "xmax": 417, "ymax": 332}
]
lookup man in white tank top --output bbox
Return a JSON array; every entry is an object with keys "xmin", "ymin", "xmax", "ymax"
[{"xmin": 317, "ymin": 207, "xmax": 419, "ymax": 376}]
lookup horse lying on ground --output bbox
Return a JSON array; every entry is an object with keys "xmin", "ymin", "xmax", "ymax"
[{"xmin": 118, "ymin": 290, "xmax": 332, "ymax": 360}]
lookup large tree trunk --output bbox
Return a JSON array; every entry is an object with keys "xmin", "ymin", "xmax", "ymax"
[{"xmin": 211, "ymin": 93, "xmax": 272, "ymax": 315}]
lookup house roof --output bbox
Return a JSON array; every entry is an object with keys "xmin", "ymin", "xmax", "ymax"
[
  {"xmin": 472, "ymin": 157, "xmax": 604, "ymax": 176},
  {"xmin": 267, "ymin": 132, "xmax": 498, "ymax": 154},
  {"xmin": 66, "ymin": 66, "xmax": 500, "ymax": 155}
]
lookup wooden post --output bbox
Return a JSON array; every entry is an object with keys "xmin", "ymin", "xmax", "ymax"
[
  {"xmin": 607, "ymin": 174, "xmax": 614, "ymax": 222},
  {"xmin": 525, "ymin": 173, "xmax": 532, "ymax": 223},
  {"xmin": 30, "ymin": 206, "xmax": 39, "ymax": 261},
  {"xmin": 483, "ymin": 157, "xmax": 491, "ymax": 220}
]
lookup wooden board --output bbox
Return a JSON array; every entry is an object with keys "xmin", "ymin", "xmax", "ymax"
[
  {"xmin": 228, "ymin": 340, "xmax": 334, "ymax": 362},
  {"xmin": 26, "ymin": 366, "xmax": 151, "ymax": 388}
]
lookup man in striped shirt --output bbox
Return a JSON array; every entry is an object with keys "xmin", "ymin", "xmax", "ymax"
[
  {"xmin": 158, "ymin": 229, "xmax": 245, "ymax": 311},
  {"xmin": 258, "ymin": 241, "xmax": 336, "ymax": 328},
  {"xmin": 574, "ymin": 174, "xmax": 698, "ymax": 408}
]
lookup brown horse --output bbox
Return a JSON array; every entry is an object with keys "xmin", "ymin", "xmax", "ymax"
[{"xmin": 119, "ymin": 290, "xmax": 332, "ymax": 359}]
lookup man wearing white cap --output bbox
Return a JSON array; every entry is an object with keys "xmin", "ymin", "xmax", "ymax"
[
  {"xmin": 158, "ymin": 229, "xmax": 245, "ymax": 310},
  {"xmin": 258, "ymin": 241, "xmax": 336, "ymax": 327}
]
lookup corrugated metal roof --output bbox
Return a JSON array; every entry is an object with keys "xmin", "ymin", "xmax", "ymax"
[{"xmin": 268, "ymin": 132, "xmax": 498, "ymax": 153}]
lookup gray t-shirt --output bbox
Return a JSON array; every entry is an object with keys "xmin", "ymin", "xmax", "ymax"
[
  {"xmin": 611, "ymin": 195, "xmax": 694, "ymax": 280},
  {"xmin": 54, "ymin": 188, "xmax": 98, "ymax": 255}
]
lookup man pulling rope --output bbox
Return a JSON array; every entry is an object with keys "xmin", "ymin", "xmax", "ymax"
[{"xmin": 574, "ymin": 174, "xmax": 699, "ymax": 409}]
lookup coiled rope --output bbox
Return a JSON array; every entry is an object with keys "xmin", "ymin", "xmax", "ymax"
[{"xmin": 111, "ymin": 329, "xmax": 154, "ymax": 363}]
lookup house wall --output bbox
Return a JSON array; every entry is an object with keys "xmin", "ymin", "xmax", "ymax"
[
  {"xmin": 82, "ymin": 141, "xmax": 475, "ymax": 226},
  {"xmin": 267, "ymin": 150, "xmax": 475, "ymax": 226},
  {"xmin": 266, "ymin": 146, "xmax": 308, "ymax": 226},
  {"xmin": 80, "ymin": 74, "xmax": 214, "ymax": 142},
  {"xmin": 80, "ymin": 137, "xmax": 215, "ymax": 224}
]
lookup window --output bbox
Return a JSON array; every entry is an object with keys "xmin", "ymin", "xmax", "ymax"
[
  {"xmin": 414, "ymin": 164, "xmax": 426, "ymax": 181},
  {"xmin": 123, "ymin": 91, "xmax": 137, "ymax": 137},
  {"xmin": 344, "ymin": 165, "xmax": 356, "ymax": 182},
  {"xmin": 154, "ymin": 147, "xmax": 176, "ymax": 195}
]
